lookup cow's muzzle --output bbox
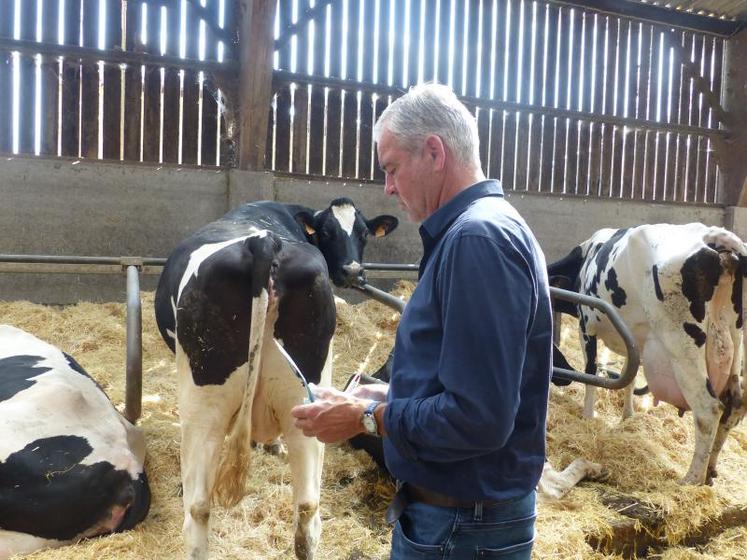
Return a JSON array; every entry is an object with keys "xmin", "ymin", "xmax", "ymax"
[{"xmin": 342, "ymin": 263, "xmax": 366, "ymax": 287}]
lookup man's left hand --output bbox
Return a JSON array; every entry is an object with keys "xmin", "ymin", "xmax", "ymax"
[{"xmin": 291, "ymin": 384, "xmax": 370, "ymax": 444}]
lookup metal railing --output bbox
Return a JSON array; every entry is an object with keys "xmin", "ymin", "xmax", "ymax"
[{"xmin": 349, "ymin": 264, "xmax": 641, "ymax": 390}]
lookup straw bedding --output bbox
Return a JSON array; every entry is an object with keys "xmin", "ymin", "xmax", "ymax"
[{"xmin": 3, "ymin": 282, "xmax": 745, "ymax": 559}]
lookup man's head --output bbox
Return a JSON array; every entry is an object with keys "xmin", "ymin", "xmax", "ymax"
[{"xmin": 374, "ymin": 83, "xmax": 484, "ymax": 222}]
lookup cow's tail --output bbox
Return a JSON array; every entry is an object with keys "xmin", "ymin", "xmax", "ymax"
[
  {"xmin": 212, "ymin": 282, "xmax": 274, "ymax": 508},
  {"xmin": 704, "ymin": 228, "xmax": 747, "ymax": 382}
]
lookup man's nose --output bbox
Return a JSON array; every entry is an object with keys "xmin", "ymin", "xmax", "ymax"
[{"xmin": 384, "ymin": 175, "xmax": 396, "ymax": 196}]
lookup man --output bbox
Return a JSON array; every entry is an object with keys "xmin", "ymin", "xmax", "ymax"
[{"xmin": 291, "ymin": 83, "xmax": 552, "ymax": 559}]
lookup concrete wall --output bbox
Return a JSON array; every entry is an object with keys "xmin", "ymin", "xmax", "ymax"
[{"xmin": 0, "ymin": 156, "xmax": 739, "ymax": 303}]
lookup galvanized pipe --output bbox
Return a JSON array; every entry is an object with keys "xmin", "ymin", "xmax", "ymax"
[
  {"xmin": 549, "ymin": 287, "xmax": 640, "ymax": 389},
  {"xmin": 361, "ymin": 262, "xmax": 419, "ymax": 272},
  {"xmin": 350, "ymin": 282, "xmax": 406, "ymax": 313},
  {"xmin": 350, "ymin": 269, "xmax": 640, "ymax": 392},
  {"xmin": 124, "ymin": 265, "xmax": 143, "ymax": 424},
  {"xmin": 0, "ymin": 254, "xmax": 166, "ymax": 266}
]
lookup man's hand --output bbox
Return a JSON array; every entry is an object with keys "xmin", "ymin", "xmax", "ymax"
[
  {"xmin": 350, "ymin": 382, "xmax": 389, "ymax": 401},
  {"xmin": 291, "ymin": 384, "xmax": 372, "ymax": 444}
]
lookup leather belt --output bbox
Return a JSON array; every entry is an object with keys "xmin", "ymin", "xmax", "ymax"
[{"xmin": 404, "ymin": 483, "xmax": 502, "ymax": 509}]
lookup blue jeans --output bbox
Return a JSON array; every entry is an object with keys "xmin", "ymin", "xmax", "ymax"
[{"xmin": 391, "ymin": 491, "xmax": 536, "ymax": 559}]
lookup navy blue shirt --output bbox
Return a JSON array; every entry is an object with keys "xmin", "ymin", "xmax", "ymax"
[{"xmin": 382, "ymin": 180, "xmax": 552, "ymax": 501}]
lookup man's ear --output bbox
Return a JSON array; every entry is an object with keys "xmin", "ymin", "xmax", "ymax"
[
  {"xmin": 366, "ymin": 215, "xmax": 399, "ymax": 238},
  {"xmin": 424, "ymin": 134, "xmax": 447, "ymax": 170},
  {"xmin": 294, "ymin": 211, "xmax": 318, "ymax": 243}
]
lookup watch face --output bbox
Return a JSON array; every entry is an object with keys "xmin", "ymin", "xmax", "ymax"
[{"xmin": 363, "ymin": 413, "xmax": 377, "ymax": 435}]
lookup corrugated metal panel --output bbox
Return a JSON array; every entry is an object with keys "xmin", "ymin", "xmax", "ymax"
[{"xmin": 641, "ymin": 0, "xmax": 747, "ymax": 21}]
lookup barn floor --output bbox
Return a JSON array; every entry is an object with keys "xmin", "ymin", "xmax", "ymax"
[{"xmin": 3, "ymin": 283, "xmax": 746, "ymax": 560}]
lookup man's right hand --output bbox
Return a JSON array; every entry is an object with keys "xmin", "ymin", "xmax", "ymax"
[{"xmin": 350, "ymin": 383, "xmax": 389, "ymax": 401}]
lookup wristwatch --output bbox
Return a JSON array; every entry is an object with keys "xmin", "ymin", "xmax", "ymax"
[{"xmin": 362, "ymin": 401, "xmax": 381, "ymax": 437}]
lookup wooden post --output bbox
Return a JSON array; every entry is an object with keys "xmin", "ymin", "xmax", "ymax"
[
  {"xmin": 719, "ymin": 28, "xmax": 747, "ymax": 207},
  {"xmin": 237, "ymin": 0, "xmax": 276, "ymax": 171}
]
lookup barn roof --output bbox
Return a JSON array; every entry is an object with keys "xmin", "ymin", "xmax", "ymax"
[{"xmin": 557, "ymin": 0, "xmax": 747, "ymax": 36}]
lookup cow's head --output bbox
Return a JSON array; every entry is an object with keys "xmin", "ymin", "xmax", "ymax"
[
  {"xmin": 295, "ymin": 198, "xmax": 398, "ymax": 287},
  {"xmin": 547, "ymin": 245, "xmax": 584, "ymax": 317}
]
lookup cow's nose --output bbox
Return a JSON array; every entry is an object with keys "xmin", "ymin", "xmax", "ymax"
[{"xmin": 342, "ymin": 262, "xmax": 365, "ymax": 285}]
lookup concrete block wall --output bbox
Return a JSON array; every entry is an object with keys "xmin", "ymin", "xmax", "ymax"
[{"xmin": 0, "ymin": 156, "xmax": 739, "ymax": 303}]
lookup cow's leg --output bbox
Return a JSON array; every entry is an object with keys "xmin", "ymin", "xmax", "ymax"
[
  {"xmin": 622, "ymin": 381, "xmax": 635, "ymax": 420},
  {"xmin": 671, "ymin": 353, "xmax": 724, "ymax": 485},
  {"xmin": 706, "ymin": 369, "xmax": 746, "ymax": 483},
  {"xmin": 268, "ymin": 339, "xmax": 333, "ymax": 560},
  {"xmin": 177, "ymin": 351, "xmax": 246, "ymax": 560},
  {"xmin": 581, "ymin": 330, "xmax": 598, "ymax": 419},
  {"xmin": 0, "ymin": 531, "xmax": 67, "ymax": 559},
  {"xmin": 537, "ymin": 459, "xmax": 605, "ymax": 500}
]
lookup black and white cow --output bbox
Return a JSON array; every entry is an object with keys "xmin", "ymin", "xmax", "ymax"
[
  {"xmin": 0, "ymin": 325, "xmax": 150, "ymax": 559},
  {"xmin": 154, "ymin": 198, "xmax": 397, "ymax": 560},
  {"xmin": 548, "ymin": 223, "xmax": 747, "ymax": 484}
]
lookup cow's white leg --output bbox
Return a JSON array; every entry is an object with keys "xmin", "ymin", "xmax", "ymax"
[
  {"xmin": 177, "ymin": 350, "xmax": 246, "ymax": 560},
  {"xmin": 622, "ymin": 381, "xmax": 635, "ymax": 420},
  {"xmin": 537, "ymin": 459, "xmax": 605, "ymax": 500},
  {"xmin": 707, "ymin": 371, "xmax": 746, "ymax": 483},
  {"xmin": 270, "ymin": 339, "xmax": 333, "ymax": 560},
  {"xmin": 672, "ymin": 354, "xmax": 724, "ymax": 485}
]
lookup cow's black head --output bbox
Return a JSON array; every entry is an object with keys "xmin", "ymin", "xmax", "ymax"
[{"xmin": 295, "ymin": 198, "xmax": 398, "ymax": 287}]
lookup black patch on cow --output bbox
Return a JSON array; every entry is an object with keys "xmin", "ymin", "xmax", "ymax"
[
  {"xmin": 583, "ymin": 334, "xmax": 598, "ymax": 376},
  {"xmin": 683, "ymin": 322, "xmax": 707, "ymax": 347},
  {"xmin": 0, "ymin": 355, "xmax": 51, "ymax": 403},
  {"xmin": 546, "ymin": 245, "xmax": 585, "ymax": 317},
  {"xmin": 706, "ymin": 379, "xmax": 717, "ymax": 399},
  {"xmin": 0, "ymin": 436, "xmax": 140, "ymax": 540},
  {"xmin": 604, "ymin": 267, "xmax": 627, "ymax": 308},
  {"xmin": 550, "ymin": 344, "xmax": 573, "ymax": 387},
  {"xmin": 652, "ymin": 264, "xmax": 665, "ymax": 301},
  {"xmin": 732, "ymin": 262, "xmax": 743, "ymax": 329},
  {"xmin": 586, "ymin": 229, "xmax": 630, "ymax": 298},
  {"xmin": 680, "ymin": 247, "xmax": 722, "ymax": 322},
  {"xmin": 117, "ymin": 471, "xmax": 151, "ymax": 532}
]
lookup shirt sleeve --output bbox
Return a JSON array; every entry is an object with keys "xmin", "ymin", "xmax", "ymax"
[{"xmin": 384, "ymin": 232, "xmax": 536, "ymax": 462}]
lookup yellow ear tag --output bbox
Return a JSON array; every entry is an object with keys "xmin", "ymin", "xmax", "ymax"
[
  {"xmin": 374, "ymin": 225, "xmax": 387, "ymax": 238},
  {"xmin": 305, "ymin": 224, "xmax": 316, "ymax": 236}
]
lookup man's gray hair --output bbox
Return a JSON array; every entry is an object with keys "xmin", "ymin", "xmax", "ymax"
[{"xmin": 373, "ymin": 83, "xmax": 481, "ymax": 170}]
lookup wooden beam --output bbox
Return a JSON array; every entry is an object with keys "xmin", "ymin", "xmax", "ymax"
[
  {"xmin": 131, "ymin": 0, "xmax": 235, "ymax": 48},
  {"xmin": 0, "ymin": 38, "xmax": 237, "ymax": 74},
  {"xmin": 550, "ymin": 0, "xmax": 744, "ymax": 37},
  {"xmin": 717, "ymin": 27, "xmax": 747, "ymax": 206},
  {"xmin": 274, "ymin": 0, "xmax": 336, "ymax": 52},
  {"xmin": 238, "ymin": 0, "xmax": 276, "ymax": 171},
  {"xmin": 666, "ymin": 29, "xmax": 729, "ymax": 127},
  {"xmin": 273, "ymin": 70, "xmax": 727, "ymax": 140}
]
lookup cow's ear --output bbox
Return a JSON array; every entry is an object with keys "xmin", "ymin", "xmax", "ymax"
[
  {"xmin": 294, "ymin": 211, "xmax": 318, "ymax": 241},
  {"xmin": 366, "ymin": 215, "xmax": 399, "ymax": 238}
]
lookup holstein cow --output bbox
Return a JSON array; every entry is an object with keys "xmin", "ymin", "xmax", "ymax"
[
  {"xmin": 345, "ymin": 354, "xmax": 605, "ymax": 500},
  {"xmin": 0, "ymin": 325, "xmax": 150, "ymax": 559},
  {"xmin": 154, "ymin": 198, "xmax": 397, "ymax": 560},
  {"xmin": 548, "ymin": 223, "xmax": 747, "ymax": 484}
]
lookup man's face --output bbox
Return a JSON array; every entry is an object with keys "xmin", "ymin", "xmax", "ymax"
[{"xmin": 377, "ymin": 128, "xmax": 435, "ymax": 223}]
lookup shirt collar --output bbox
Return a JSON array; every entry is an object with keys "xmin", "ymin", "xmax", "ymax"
[{"xmin": 420, "ymin": 179, "xmax": 504, "ymax": 242}]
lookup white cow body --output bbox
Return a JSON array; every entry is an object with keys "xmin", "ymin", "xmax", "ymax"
[
  {"xmin": 549, "ymin": 223, "xmax": 747, "ymax": 484},
  {"xmin": 0, "ymin": 325, "xmax": 150, "ymax": 559}
]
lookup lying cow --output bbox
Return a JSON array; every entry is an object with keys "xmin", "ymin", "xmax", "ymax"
[
  {"xmin": 345, "ymin": 355, "xmax": 604, "ymax": 500},
  {"xmin": 0, "ymin": 325, "xmax": 150, "ymax": 559},
  {"xmin": 154, "ymin": 198, "xmax": 396, "ymax": 560},
  {"xmin": 548, "ymin": 223, "xmax": 747, "ymax": 484}
]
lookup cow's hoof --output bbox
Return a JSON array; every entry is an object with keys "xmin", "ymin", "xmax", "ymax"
[{"xmin": 586, "ymin": 461, "xmax": 608, "ymax": 482}]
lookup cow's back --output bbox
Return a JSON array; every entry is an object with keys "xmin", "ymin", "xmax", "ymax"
[
  {"xmin": 155, "ymin": 202, "xmax": 312, "ymax": 352},
  {"xmin": 0, "ymin": 325, "xmax": 150, "ymax": 547}
]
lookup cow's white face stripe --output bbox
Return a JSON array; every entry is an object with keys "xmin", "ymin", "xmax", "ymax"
[
  {"xmin": 176, "ymin": 229, "xmax": 268, "ymax": 304},
  {"xmin": 331, "ymin": 204, "xmax": 356, "ymax": 236}
]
